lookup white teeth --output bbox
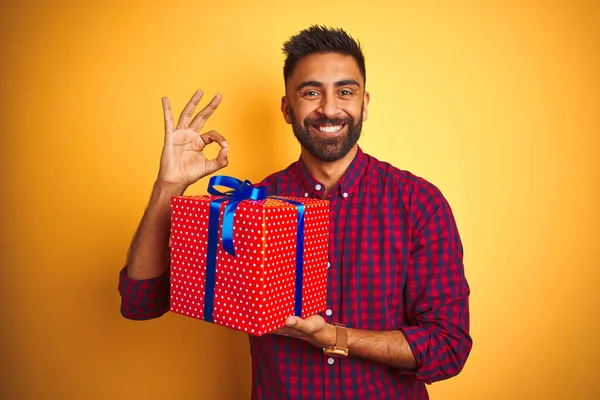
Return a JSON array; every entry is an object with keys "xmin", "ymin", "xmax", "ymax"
[{"xmin": 317, "ymin": 125, "xmax": 343, "ymax": 133}]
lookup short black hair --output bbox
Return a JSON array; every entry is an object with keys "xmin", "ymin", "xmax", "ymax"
[{"xmin": 282, "ymin": 25, "xmax": 366, "ymax": 86}]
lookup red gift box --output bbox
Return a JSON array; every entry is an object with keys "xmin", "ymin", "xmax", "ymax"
[{"xmin": 169, "ymin": 177, "xmax": 329, "ymax": 336}]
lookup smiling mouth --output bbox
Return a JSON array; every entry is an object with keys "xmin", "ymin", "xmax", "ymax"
[{"xmin": 312, "ymin": 124, "xmax": 346, "ymax": 133}]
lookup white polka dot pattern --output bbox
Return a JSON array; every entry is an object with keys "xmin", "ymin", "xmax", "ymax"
[{"xmin": 169, "ymin": 195, "xmax": 329, "ymax": 336}]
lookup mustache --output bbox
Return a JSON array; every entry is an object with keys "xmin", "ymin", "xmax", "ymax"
[{"xmin": 303, "ymin": 115, "xmax": 354, "ymax": 128}]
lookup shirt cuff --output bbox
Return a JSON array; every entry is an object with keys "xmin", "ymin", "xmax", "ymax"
[
  {"xmin": 397, "ymin": 326, "xmax": 432, "ymax": 383},
  {"xmin": 118, "ymin": 266, "xmax": 170, "ymax": 320}
]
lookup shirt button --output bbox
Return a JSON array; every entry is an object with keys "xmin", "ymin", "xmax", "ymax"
[
  {"xmin": 304, "ymin": 192, "xmax": 309, "ymax": 197},
  {"xmin": 325, "ymin": 309, "xmax": 332, "ymax": 316},
  {"xmin": 327, "ymin": 262, "xmax": 330, "ymax": 269},
  {"xmin": 342, "ymin": 192, "xmax": 348, "ymax": 198},
  {"xmin": 327, "ymin": 357, "xmax": 335, "ymax": 365},
  {"xmin": 315, "ymin": 184, "xmax": 322, "ymax": 190}
]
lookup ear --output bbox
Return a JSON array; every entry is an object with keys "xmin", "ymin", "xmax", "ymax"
[
  {"xmin": 281, "ymin": 96, "xmax": 292, "ymax": 124},
  {"xmin": 362, "ymin": 91, "xmax": 370, "ymax": 122}
]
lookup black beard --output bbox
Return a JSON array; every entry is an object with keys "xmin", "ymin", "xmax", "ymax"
[{"xmin": 289, "ymin": 104, "xmax": 364, "ymax": 162}]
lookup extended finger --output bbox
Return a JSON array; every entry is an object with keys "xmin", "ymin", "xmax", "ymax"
[
  {"xmin": 189, "ymin": 93, "xmax": 222, "ymax": 132},
  {"xmin": 285, "ymin": 316, "xmax": 317, "ymax": 334},
  {"xmin": 177, "ymin": 89, "xmax": 204, "ymax": 129},
  {"xmin": 162, "ymin": 97, "xmax": 174, "ymax": 134}
]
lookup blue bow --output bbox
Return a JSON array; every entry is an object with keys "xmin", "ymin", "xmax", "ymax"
[{"xmin": 207, "ymin": 175, "xmax": 267, "ymax": 258}]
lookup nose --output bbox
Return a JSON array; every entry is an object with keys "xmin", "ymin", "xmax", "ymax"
[{"xmin": 317, "ymin": 93, "xmax": 341, "ymax": 118}]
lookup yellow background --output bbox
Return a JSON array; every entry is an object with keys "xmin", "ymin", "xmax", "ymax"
[{"xmin": 1, "ymin": 1, "xmax": 598, "ymax": 399}]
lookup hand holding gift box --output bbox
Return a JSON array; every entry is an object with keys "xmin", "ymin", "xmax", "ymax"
[{"xmin": 170, "ymin": 176, "xmax": 329, "ymax": 336}]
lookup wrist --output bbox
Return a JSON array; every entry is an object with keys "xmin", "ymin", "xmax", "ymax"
[
  {"xmin": 146, "ymin": 181, "xmax": 187, "ymax": 214},
  {"xmin": 320, "ymin": 323, "xmax": 337, "ymax": 348},
  {"xmin": 153, "ymin": 180, "xmax": 188, "ymax": 198}
]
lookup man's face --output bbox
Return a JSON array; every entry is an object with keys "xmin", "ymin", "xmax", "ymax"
[{"xmin": 282, "ymin": 52, "xmax": 370, "ymax": 162}]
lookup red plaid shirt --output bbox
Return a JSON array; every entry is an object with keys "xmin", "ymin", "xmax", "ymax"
[{"xmin": 119, "ymin": 146, "xmax": 472, "ymax": 399}]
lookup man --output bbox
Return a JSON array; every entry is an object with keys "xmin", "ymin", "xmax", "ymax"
[{"xmin": 119, "ymin": 25, "xmax": 472, "ymax": 399}]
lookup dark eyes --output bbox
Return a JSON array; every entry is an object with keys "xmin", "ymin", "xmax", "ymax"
[{"xmin": 302, "ymin": 90, "xmax": 354, "ymax": 97}]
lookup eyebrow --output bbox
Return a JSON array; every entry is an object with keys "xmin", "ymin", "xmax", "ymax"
[{"xmin": 296, "ymin": 79, "xmax": 361, "ymax": 91}]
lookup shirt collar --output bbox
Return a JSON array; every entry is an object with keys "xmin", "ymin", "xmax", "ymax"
[{"xmin": 293, "ymin": 146, "xmax": 369, "ymax": 201}]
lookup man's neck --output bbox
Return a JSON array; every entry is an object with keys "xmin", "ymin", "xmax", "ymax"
[{"xmin": 300, "ymin": 145, "xmax": 358, "ymax": 197}]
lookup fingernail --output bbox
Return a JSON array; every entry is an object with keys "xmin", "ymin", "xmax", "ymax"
[{"xmin": 222, "ymin": 141, "xmax": 228, "ymax": 147}]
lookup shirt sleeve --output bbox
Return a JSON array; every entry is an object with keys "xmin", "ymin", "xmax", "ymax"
[
  {"xmin": 118, "ymin": 266, "xmax": 170, "ymax": 320},
  {"xmin": 399, "ymin": 181, "xmax": 472, "ymax": 383}
]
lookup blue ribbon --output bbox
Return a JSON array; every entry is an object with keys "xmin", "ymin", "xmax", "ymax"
[
  {"xmin": 202, "ymin": 176, "xmax": 305, "ymax": 322},
  {"xmin": 270, "ymin": 197, "xmax": 305, "ymax": 317},
  {"xmin": 203, "ymin": 176, "xmax": 266, "ymax": 322}
]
